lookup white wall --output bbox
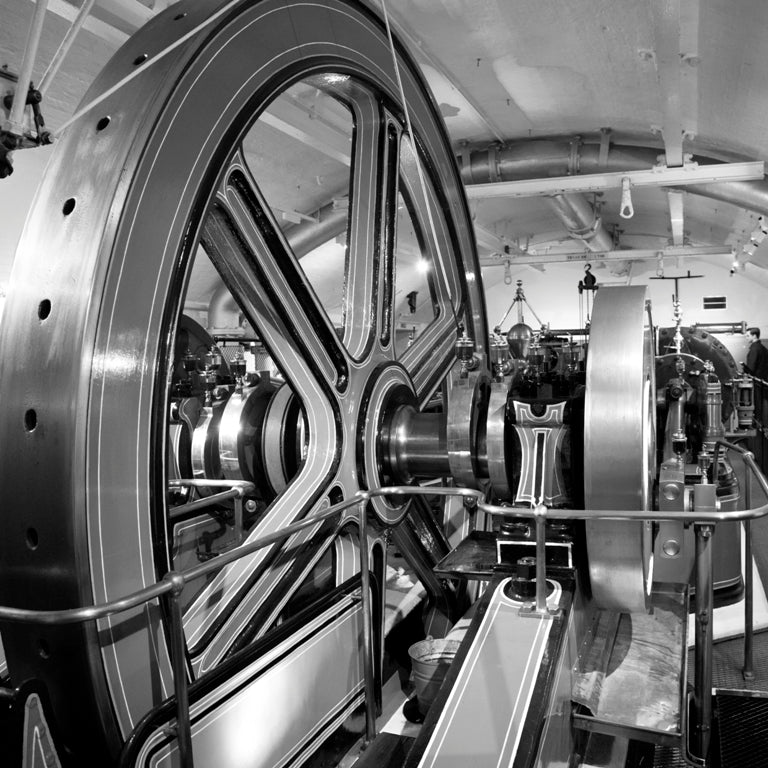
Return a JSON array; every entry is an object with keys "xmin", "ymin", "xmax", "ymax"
[
  {"xmin": 0, "ymin": 145, "xmax": 53, "ymax": 319},
  {"xmin": 3, "ymin": 149, "xmax": 768, "ymax": 367},
  {"xmin": 483, "ymin": 257, "xmax": 768, "ymax": 365}
]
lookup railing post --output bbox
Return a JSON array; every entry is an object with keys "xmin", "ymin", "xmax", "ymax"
[
  {"xmin": 744, "ymin": 465, "xmax": 755, "ymax": 680},
  {"xmin": 233, "ymin": 495, "xmax": 244, "ymax": 547},
  {"xmin": 534, "ymin": 504, "xmax": 548, "ymax": 614},
  {"xmin": 357, "ymin": 499, "xmax": 377, "ymax": 745},
  {"xmin": 4, "ymin": 0, "xmax": 48, "ymax": 137},
  {"xmin": 164, "ymin": 572, "xmax": 194, "ymax": 768},
  {"xmin": 693, "ymin": 523, "xmax": 714, "ymax": 761}
]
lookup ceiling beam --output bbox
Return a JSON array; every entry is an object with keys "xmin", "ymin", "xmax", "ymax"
[
  {"xmin": 256, "ymin": 98, "xmax": 352, "ymax": 166},
  {"xmin": 42, "ymin": 0, "xmax": 128, "ymax": 46},
  {"xmin": 651, "ymin": 0, "xmax": 686, "ymax": 166},
  {"xmin": 473, "ymin": 224, "xmax": 527, "ymax": 256},
  {"xmin": 679, "ymin": 0, "xmax": 700, "ymax": 143},
  {"xmin": 479, "ymin": 245, "xmax": 733, "ymax": 267},
  {"xmin": 94, "ymin": 0, "xmax": 153, "ymax": 32},
  {"xmin": 465, "ymin": 161, "xmax": 765, "ymax": 199},
  {"xmin": 667, "ymin": 189, "xmax": 685, "ymax": 245}
]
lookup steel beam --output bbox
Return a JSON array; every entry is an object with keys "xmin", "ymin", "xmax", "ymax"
[
  {"xmin": 95, "ymin": 0, "xmax": 153, "ymax": 32},
  {"xmin": 473, "ymin": 224, "xmax": 527, "ymax": 257},
  {"xmin": 41, "ymin": 0, "xmax": 128, "ymax": 46},
  {"xmin": 479, "ymin": 245, "xmax": 733, "ymax": 267},
  {"xmin": 4, "ymin": 0, "xmax": 49, "ymax": 136},
  {"xmin": 255, "ymin": 97, "xmax": 352, "ymax": 167},
  {"xmin": 465, "ymin": 161, "xmax": 765, "ymax": 199},
  {"xmin": 651, "ymin": 0, "xmax": 685, "ymax": 167},
  {"xmin": 667, "ymin": 189, "xmax": 685, "ymax": 246}
]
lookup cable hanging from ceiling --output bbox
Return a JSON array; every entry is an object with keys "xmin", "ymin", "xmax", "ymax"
[
  {"xmin": 578, "ymin": 263, "xmax": 597, "ymax": 330},
  {"xmin": 379, "ymin": 0, "xmax": 454, "ymax": 304}
]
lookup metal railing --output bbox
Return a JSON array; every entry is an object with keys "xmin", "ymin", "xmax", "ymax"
[
  {"xmin": 0, "ymin": 481, "xmax": 483, "ymax": 767},
  {"xmin": 1, "ymin": 449, "xmax": 768, "ymax": 765},
  {"xmin": 481, "ymin": 438, "xmax": 768, "ymax": 760},
  {"xmin": 751, "ymin": 376, "xmax": 768, "ymax": 471}
]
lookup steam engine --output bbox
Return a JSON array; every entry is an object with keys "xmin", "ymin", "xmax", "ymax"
[{"xmin": 0, "ymin": 2, "xmax": 762, "ymax": 767}]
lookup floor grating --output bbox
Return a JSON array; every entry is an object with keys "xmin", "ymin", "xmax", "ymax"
[
  {"xmin": 716, "ymin": 693, "xmax": 768, "ymax": 768},
  {"xmin": 652, "ymin": 630, "xmax": 768, "ymax": 767}
]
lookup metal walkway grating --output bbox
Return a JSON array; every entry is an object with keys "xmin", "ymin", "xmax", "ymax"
[
  {"xmin": 652, "ymin": 693, "xmax": 768, "ymax": 768},
  {"xmin": 708, "ymin": 631, "xmax": 768, "ymax": 692},
  {"xmin": 652, "ymin": 631, "xmax": 768, "ymax": 767},
  {"xmin": 716, "ymin": 692, "xmax": 768, "ymax": 768},
  {"xmin": 651, "ymin": 744, "xmax": 688, "ymax": 768}
]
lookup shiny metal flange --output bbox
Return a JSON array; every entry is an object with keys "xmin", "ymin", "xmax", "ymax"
[
  {"xmin": 447, "ymin": 370, "xmax": 491, "ymax": 487},
  {"xmin": 486, "ymin": 381, "xmax": 512, "ymax": 499},
  {"xmin": 0, "ymin": 0, "xmax": 488, "ymax": 759},
  {"xmin": 258, "ymin": 383, "xmax": 305, "ymax": 498},
  {"xmin": 190, "ymin": 404, "xmax": 225, "ymax": 494},
  {"xmin": 218, "ymin": 383, "xmax": 272, "ymax": 484},
  {"xmin": 218, "ymin": 377, "xmax": 281, "ymax": 500},
  {"xmin": 381, "ymin": 404, "xmax": 447, "ymax": 483},
  {"xmin": 584, "ymin": 285, "xmax": 656, "ymax": 612}
]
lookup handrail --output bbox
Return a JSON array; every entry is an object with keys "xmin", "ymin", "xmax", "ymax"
[
  {"xmin": 481, "ymin": 442, "xmax": 768, "ymax": 524},
  {"xmin": 3, "ymin": 464, "xmax": 767, "ymax": 626},
  {"xmin": 0, "ymin": 481, "xmax": 483, "ymax": 768},
  {"xmin": 168, "ymin": 478, "xmax": 253, "ymax": 520},
  {"xmin": 481, "ymin": 497, "xmax": 768, "ymax": 524},
  {"xmin": 0, "ymin": 484, "xmax": 482, "ymax": 626},
  {"xmin": 2, "ymin": 456, "xmax": 767, "ymax": 764},
  {"xmin": 480, "ymin": 440, "xmax": 768, "ymax": 762}
]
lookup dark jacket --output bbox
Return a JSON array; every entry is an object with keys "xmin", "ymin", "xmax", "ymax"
[{"xmin": 746, "ymin": 340, "xmax": 768, "ymax": 380}]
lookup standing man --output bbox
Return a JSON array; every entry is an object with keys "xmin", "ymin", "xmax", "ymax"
[{"xmin": 745, "ymin": 327, "xmax": 768, "ymax": 380}]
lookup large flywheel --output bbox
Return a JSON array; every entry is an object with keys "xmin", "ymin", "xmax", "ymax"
[
  {"xmin": 584, "ymin": 286, "xmax": 656, "ymax": 612},
  {"xmin": 0, "ymin": 1, "xmax": 487, "ymax": 762}
]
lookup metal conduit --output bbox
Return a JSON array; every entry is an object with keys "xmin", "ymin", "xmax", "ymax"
[
  {"xmin": 457, "ymin": 139, "xmax": 768, "ymax": 218},
  {"xmin": 457, "ymin": 140, "xmax": 663, "ymax": 184},
  {"xmin": 284, "ymin": 202, "xmax": 348, "ymax": 257},
  {"xmin": 683, "ymin": 178, "xmax": 768, "ymax": 218},
  {"xmin": 546, "ymin": 192, "xmax": 614, "ymax": 252},
  {"xmin": 209, "ymin": 201, "xmax": 348, "ymax": 329}
]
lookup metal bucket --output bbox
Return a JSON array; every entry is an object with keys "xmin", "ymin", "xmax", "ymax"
[{"xmin": 408, "ymin": 638, "xmax": 460, "ymax": 715}]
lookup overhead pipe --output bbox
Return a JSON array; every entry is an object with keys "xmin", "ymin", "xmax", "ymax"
[
  {"xmin": 457, "ymin": 139, "xmax": 768, "ymax": 219},
  {"xmin": 208, "ymin": 283, "xmax": 240, "ymax": 332},
  {"xmin": 458, "ymin": 139, "xmax": 663, "ymax": 184},
  {"xmin": 546, "ymin": 193, "xmax": 614, "ymax": 252},
  {"xmin": 683, "ymin": 178, "xmax": 768, "ymax": 218},
  {"xmin": 283, "ymin": 202, "xmax": 348, "ymax": 257},
  {"xmin": 209, "ymin": 201, "xmax": 348, "ymax": 328}
]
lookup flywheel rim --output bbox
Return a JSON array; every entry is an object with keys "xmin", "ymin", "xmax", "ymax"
[{"xmin": 583, "ymin": 285, "xmax": 657, "ymax": 612}]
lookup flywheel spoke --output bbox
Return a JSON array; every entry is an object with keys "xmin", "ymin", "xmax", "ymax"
[
  {"xmin": 183, "ymin": 150, "xmax": 351, "ymax": 664},
  {"xmin": 204, "ymin": 149, "xmax": 350, "ymax": 392},
  {"xmin": 340, "ymin": 88, "xmax": 388, "ymax": 360},
  {"xmin": 390, "ymin": 137, "xmax": 466, "ymax": 404}
]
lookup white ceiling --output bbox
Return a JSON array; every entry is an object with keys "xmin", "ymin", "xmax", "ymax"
[{"xmin": 3, "ymin": 0, "xmax": 768, "ymax": 319}]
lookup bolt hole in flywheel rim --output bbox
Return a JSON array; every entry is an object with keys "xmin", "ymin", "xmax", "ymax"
[{"xmin": 0, "ymin": 0, "xmax": 486, "ymax": 760}]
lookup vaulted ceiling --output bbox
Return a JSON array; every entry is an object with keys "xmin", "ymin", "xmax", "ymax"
[{"xmin": 3, "ymin": 0, "xmax": 768, "ymax": 322}]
